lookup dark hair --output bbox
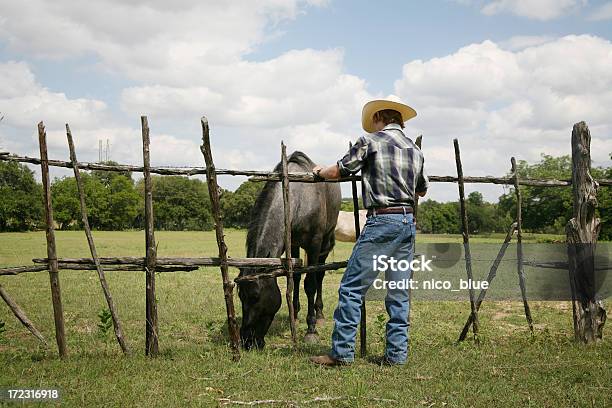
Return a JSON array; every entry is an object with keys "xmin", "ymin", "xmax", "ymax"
[{"xmin": 373, "ymin": 109, "xmax": 404, "ymax": 128}]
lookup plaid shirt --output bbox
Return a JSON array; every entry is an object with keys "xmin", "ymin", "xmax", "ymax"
[{"xmin": 337, "ymin": 123, "xmax": 429, "ymax": 209}]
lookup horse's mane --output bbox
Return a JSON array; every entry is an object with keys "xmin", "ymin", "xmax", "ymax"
[{"xmin": 245, "ymin": 151, "xmax": 314, "ymax": 258}]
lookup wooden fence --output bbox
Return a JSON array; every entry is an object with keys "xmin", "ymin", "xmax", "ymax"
[{"xmin": 0, "ymin": 117, "xmax": 608, "ymax": 360}]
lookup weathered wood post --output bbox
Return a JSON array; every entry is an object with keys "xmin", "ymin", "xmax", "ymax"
[
  {"xmin": 410, "ymin": 135, "xmax": 423, "ymax": 347},
  {"xmin": 200, "ymin": 116, "xmax": 241, "ymax": 360},
  {"xmin": 38, "ymin": 121, "xmax": 68, "ymax": 358},
  {"xmin": 511, "ymin": 157, "xmax": 534, "ymax": 334},
  {"xmin": 413, "ymin": 135, "xmax": 423, "ymax": 221},
  {"xmin": 453, "ymin": 139, "xmax": 479, "ymax": 342},
  {"xmin": 280, "ymin": 142, "xmax": 297, "ymax": 345},
  {"xmin": 349, "ymin": 142, "xmax": 366, "ymax": 357},
  {"xmin": 142, "ymin": 116, "xmax": 159, "ymax": 356},
  {"xmin": 458, "ymin": 222, "xmax": 517, "ymax": 341},
  {"xmin": 0, "ymin": 284, "xmax": 47, "ymax": 345},
  {"xmin": 566, "ymin": 121, "xmax": 606, "ymax": 343},
  {"xmin": 66, "ymin": 124, "xmax": 130, "ymax": 354}
]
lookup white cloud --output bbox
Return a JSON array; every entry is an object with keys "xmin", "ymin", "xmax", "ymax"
[
  {"xmin": 0, "ymin": 0, "xmax": 327, "ymax": 84},
  {"xmin": 587, "ymin": 2, "xmax": 612, "ymax": 20},
  {"xmin": 0, "ymin": 62, "xmax": 107, "ymax": 129},
  {"xmin": 396, "ymin": 41, "xmax": 523, "ymax": 108},
  {"xmin": 500, "ymin": 35, "xmax": 556, "ymax": 51},
  {"xmin": 395, "ymin": 35, "xmax": 612, "ymax": 194},
  {"xmin": 0, "ymin": 0, "xmax": 365, "ymax": 184},
  {"xmin": 481, "ymin": 0, "xmax": 587, "ymax": 20},
  {"xmin": 121, "ymin": 48, "xmax": 373, "ymax": 131},
  {"xmin": 0, "ymin": 62, "xmax": 203, "ymax": 171},
  {"xmin": 392, "ymin": 41, "xmax": 605, "ymax": 201},
  {"xmin": 450, "ymin": 0, "xmax": 588, "ymax": 20}
]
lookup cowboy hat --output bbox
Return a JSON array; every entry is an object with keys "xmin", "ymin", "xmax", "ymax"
[{"xmin": 361, "ymin": 99, "xmax": 417, "ymax": 133}]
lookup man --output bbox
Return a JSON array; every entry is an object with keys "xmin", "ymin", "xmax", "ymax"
[{"xmin": 310, "ymin": 99, "xmax": 428, "ymax": 366}]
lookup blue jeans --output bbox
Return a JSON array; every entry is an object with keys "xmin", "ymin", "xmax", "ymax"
[{"xmin": 330, "ymin": 212, "xmax": 416, "ymax": 364}]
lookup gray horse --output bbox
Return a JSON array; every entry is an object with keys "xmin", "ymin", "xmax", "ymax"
[{"xmin": 238, "ymin": 151, "xmax": 341, "ymax": 349}]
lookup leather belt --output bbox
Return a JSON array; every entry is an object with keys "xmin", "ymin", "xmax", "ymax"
[{"xmin": 367, "ymin": 206, "xmax": 414, "ymax": 217}]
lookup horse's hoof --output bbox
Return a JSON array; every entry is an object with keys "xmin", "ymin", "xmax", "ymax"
[
  {"xmin": 303, "ymin": 333, "xmax": 319, "ymax": 344},
  {"xmin": 316, "ymin": 318, "xmax": 325, "ymax": 326}
]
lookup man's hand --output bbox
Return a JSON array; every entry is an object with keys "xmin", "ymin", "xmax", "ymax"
[
  {"xmin": 312, "ymin": 164, "xmax": 340, "ymax": 180},
  {"xmin": 312, "ymin": 165, "xmax": 325, "ymax": 181}
]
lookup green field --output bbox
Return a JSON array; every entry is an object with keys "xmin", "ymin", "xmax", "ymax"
[{"xmin": 0, "ymin": 231, "xmax": 610, "ymax": 407}]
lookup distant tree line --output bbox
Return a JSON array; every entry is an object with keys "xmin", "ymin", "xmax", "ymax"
[
  {"xmin": 414, "ymin": 155, "xmax": 610, "ymax": 239},
  {"xmin": 0, "ymin": 155, "xmax": 610, "ymax": 239}
]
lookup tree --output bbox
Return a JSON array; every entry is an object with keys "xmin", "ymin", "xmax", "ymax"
[
  {"xmin": 103, "ymin": 174, "xmax": 140, "ymax": 230},
  {"xmin": 496, "ymin": 154, "xmax": 608, "ymax": 236},
  {"xmin": 418, "ymin": 194, "xmax": 509, "ymax": 235},
  {"xmin": 221, "ymin": 181, "xmax": 264, "ymax": 228},
  {"xmin": 89, "ymin": 162, "xmax": 139, "ymax": 230},
  {"xmin": 592, "ymin": 162, "xmax": 611, "ymax": 240},
  {"xmin": 0, "ymin": 162, "xmax": 43, "ymax": 231},
  {"xmin": 466, "ymin": 191, "xmax": 509, "ymax": 234},
  {"xmin": 51, "ymin": 169, "xmax": 139, "ymax": 230},
  {"xmin": 339, "ymin": 197, "xmax": 364, "ymax": 212},
  {"xmin": 50, "ymin": 176, "xmax": 80, "ymax": 230},
  {"xmin": 137, "ymin": 176, "xmax": 213, "ymax": 230},
  {"xmin": 418, "ymin": 200, "xmax": 460, "ymax": 234}
]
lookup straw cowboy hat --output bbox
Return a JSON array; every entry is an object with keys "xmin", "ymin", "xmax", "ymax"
[{"xmin": 361, "ymin": 99, "xmax": 417, "ymax": 133}]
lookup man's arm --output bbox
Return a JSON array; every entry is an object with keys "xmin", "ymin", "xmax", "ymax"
[
  {"xmin": 415, "ymin": 155, "xmax": 429, "ymax": 197},
  {"xmin": 312, "ymin": 164, "xmax": 340, "ymax": 180},
  {"xmin": 312, "ymin": 136, "xmax": 369, "ymax": 180}
]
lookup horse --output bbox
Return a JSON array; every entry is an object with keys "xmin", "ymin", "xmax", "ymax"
[{"xmin": 238, "ymin": 151, "xmax": 341, "ymax": 350}]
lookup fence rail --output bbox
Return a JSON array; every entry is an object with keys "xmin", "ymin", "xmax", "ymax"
[{"xmin": 1, "ymin": 153, "xmax": 610, "ymax": 186}]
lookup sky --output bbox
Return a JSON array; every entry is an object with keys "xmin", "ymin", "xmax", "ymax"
[{"xmin": 0, "ymin": 0, "xmax": 611, "ymax": 202}]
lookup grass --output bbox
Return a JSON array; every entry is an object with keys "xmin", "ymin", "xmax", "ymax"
[{"xmin": 0, "ymin": 230, "xmax": 610, "ymax": 407}]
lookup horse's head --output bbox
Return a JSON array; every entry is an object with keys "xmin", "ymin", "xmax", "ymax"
[{"xmin": 237, "ymin": 267, "xmax": 282, "ymax": 350}]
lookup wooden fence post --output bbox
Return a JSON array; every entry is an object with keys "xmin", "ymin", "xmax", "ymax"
[
  {"xmin": 142, "ymin": 116, "xmax": 159, "ymax": 356},
  {"xmin": 566, "ymin": 121, "xmax": 606, "ymax": 343},
  {"xmin": 453, "ymin": 139, "xmax": 479, "ymax": 343},
  {"xmin": 348, "ymin": 142, "xmax": 367, "ymax": 357},
  {"xmin": 409, "ymin": 135, "xmax": 423, "ymax": 349},
  {"xmin": 200, "ymin": 117, "xmax": 241, "ymax": 360},
  {"xmin": 413, "ymin": 135, "xmax": 423, "ymax": 221},
  {"xmin": 458, "ymin": 222, "xmax": 517, "ymax": 341},
  {"xmin": 349, "ymin": 142, "xmax": 368, "ymax": 357},
  {"xmin": 281, "ymin": 142, "xmax": 297, "ymax": 345},
  {"xmin": 66, "ymin": 124, "xmax": 130, "ymax": 354},
  {"xmin": 511, "ymin": 157, "xmax": 534, "ymax": 334},
  {"xmin": 0, "ymin": 284, "xmax": 47, "ymax": 345},
  {"xmin": 38, "ymin": 121, "xmax": 67, "ymax": 358}
]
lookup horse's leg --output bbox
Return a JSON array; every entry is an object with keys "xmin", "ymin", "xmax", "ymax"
[
  {"xmin": 314, "ymin": 252, "xmax": 328, "ymax": 323},
  {"xmin": 303, "ymin": 244, "xmax": 321, "ymax": 343},
  {"xmin": 315, "ymin": 270, "xmax": 326, "ymax": 324},
  {"xmin": 315, "ymin": 232, "xmax": 334, "ymax": 323},
  {"xmin": 291, "ymin": 245, "xmax": 301, "ymax": 320}
]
